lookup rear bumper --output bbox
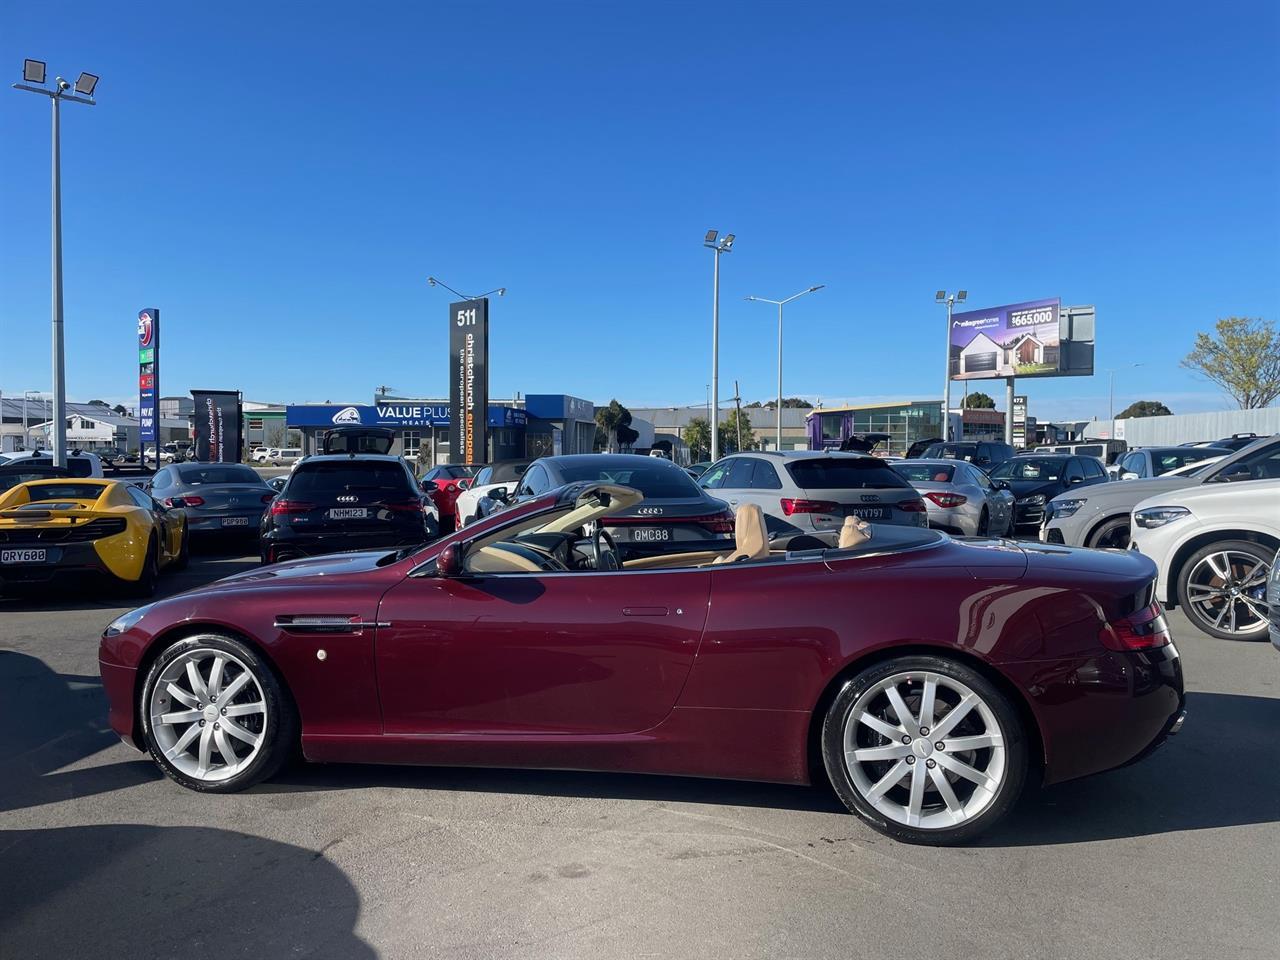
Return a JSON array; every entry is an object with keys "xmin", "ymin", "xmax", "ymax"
[
  {"xmin": 185, "ymin": 509, "xmax": 267, "ymax": 533},
  {"xmin": 1005, "ymin": 642, "xmax": 1185, "ymax": 786},
  {"xmin": 0, "ymin": 541, "xmax": 118, "ymax": 585}
]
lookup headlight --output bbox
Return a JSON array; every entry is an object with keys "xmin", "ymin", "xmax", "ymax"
[
  {"xmin": 1133, "ymin": 506, "xmax": 1191, "ymax": 529},
  {"xmin": 104, "ymin": 604, "xmax": 154, "ymax": 637},
  {"xmin": 1022, "ymin": 494, "xmax": 1047, "ymax": 506},
  {"xmin": 1050, "ymin": 498, "xmax": 1087, "ymax": 519}
]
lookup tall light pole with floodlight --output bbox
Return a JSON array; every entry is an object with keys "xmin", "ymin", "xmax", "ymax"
[
  {"xmin": 1108, "ymin": 362, "xmax": 1143, "ymax": 440},
  {"xmin": 426, "ymin": 277, "xmax": 507, "ymax": 301},
  {"xmin": 935, "ymin": 289, "xmax": 967, "ymax": 442},
  {"xmin": 704, "ymin": 230, "xmax": 734, "ymax": 461},
  {"xmin": 745, "ymin": 285, "xmax": 824, "ymax": 450},
  {"xmin": 12, "ymin": 59, "xmax": 98, "ymax": 468}
]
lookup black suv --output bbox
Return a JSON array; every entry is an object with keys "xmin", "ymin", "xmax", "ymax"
[
  {"xmin": 988, "ymin": 453, "xmax": 1110, "ymax": 529},
  {"xmin": 921, "ymin": 440, "xmax": 1016, "ymax": 470},
  {"xmin": 260, "ymin": 453, "xmax": 437, "ymax": 564}
]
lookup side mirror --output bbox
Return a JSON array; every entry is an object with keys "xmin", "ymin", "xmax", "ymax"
[
  {"xmin": 436, "ymin": 542, "xmax": 465, "ymax": 577},
  {"xmin": 167, "ymin": 497, "xmax": 187, "ymax": 508},
  {"xmin": 1120, "ymin": 472, "xmax": 1138, "ymax": 481},
  {"xmin": 488, "ymin": 487, "xmax": 509, "ymax": 502},
  {"xmin": 1068, "ymin": 477, "xmax": 1084, "ymax": 485}
]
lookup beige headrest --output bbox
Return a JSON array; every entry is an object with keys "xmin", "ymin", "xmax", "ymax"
[
  {"xmin": 714, "ymin": 502, "xmax": 770, "ymax": 564},
  {"xmin": 838, "ymin": 515, "xmax": 873, "ymax": 549}
]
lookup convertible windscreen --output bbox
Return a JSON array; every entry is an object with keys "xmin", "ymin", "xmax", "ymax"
[{"xmin": 555, "ymin": 463, "xmax": 702, "ymax": 498}]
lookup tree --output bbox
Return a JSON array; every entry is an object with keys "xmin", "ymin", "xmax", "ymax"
[
  {"xmin": 88, "ymin": 399, "xmax": 109, "ymax": 406},
  {"xmin": 112, "ymin": 404, "xmax": 128, "ymax": 416},
  {"xmin": 1182, "ymin": 317, "xmax": 1280, "ymax": 409},
  {"xmin": 719, "ymin": 408, "xmax": 756, "ymax": 454},
  {"xmin": 1117, "ymin": 400, "xmax": 1172, "ymax": 419},
  {"xmin": 594, "ymin": 399, "xmax": 636, "ymax": 453},
  {"xmin": 750, "ymin": 397, "xmax": 814, "ymax": 409},
  {"xmin": 265, "ymin": 424, "xmax": 286, "ymax": 447},
  {"xmin": 963, "ymin": 392, "xmax": 996, "ymax": 409},
  {"xmin": 682, "ymin": 417, "xmax": 712, "ymax": 460}
]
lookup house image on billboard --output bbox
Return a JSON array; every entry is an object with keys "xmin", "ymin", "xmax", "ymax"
[
  {"xmin": 955, "ymin": 329, "xmax": 1059, "ymax": 378},
  {"xmin": 1004, "ymin": 332, "xmax": 1045, "ymax": 365},
  {"xmin": 957, "ymin": 331, "xmax": 1004, "ymax": 376}
]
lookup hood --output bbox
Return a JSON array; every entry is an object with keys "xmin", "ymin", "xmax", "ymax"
[
  {"xmin": 1048, "ymin": 475, "xmax": 1193, "ymax": 504},
  {"xmin": 190, "ymin": 550, "xmax": 400, "ymax": 593},
  {"xmin": 1004, "ymin": 479, "xmax": 1062, "ymax": 499}
]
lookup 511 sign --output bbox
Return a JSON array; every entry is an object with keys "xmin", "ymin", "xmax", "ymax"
[{"xmin": 447, "ymin": 298, "xmax": 490, "ymax": 464}]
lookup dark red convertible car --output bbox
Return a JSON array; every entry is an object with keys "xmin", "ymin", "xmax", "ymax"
[{"xmin": 99, "ymin": 481, "xmax": 1185, "ymax": 844}]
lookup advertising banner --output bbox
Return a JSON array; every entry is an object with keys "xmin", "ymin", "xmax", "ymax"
[
  {"xmin": 949, "ymin": 298, "xmax": 1061, "ymax": 381},
  {"xmin": 448, "ymin": 298, "xmax": 490, "ymax": 464},
  {"xmin": 137, "ymin": 308, "xmax": 160, "ymax": 445},
  {"xmin": 191, "ymin": 390, "xmax": 242, "ymax": 462}
]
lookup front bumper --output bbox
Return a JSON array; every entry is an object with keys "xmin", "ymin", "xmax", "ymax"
[
  {"xmin": 1013, "ymin": 501, "xmax": 1046, "ymax": 527},
  {"xmin": 99, "ymin": 657, "xmax": 141, "ymax": 748}
]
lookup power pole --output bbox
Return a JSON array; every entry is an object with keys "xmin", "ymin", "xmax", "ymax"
[{"xmin": 732, "ymin": 379, "xmax": 743, "ymax": 452}]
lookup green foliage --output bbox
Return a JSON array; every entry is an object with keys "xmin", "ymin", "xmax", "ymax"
[
  {"xmin": 594, "ymin": 399, "xmax": 635, "ymax": 452},
  {"xmin": 1117, "ymin": 400, "xmax": 1172, "ymax": 419},
  {"xmin": 747, "ymin": 397, "xmax": 813, "ymax": 409},
  {"xmin": 682, "ymin": 417, "xmax": 712, "ymax": 460},
  {"xmin": 719, "ymin": 408, "xmax": 757, "ymax": 454},
  {"xmin": 963, "ymin": 392, "xmax": 996, "ymax": 409},
  {"xmin": 1182, "ymin": 317, "xmax": 1280, "ymax": 409}
]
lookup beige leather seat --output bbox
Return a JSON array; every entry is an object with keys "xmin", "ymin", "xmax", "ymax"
[
  {"xmin": 712, "ymin": 503, "xmax": 770, "ymax": 564},
  {"xmin": 838, "ymin": 516, "xmax": 872, "ymax": 549}
]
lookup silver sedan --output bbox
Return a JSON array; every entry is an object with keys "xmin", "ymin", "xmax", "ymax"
[
  {"xmin": 890, "ymin": 459, "xmax": 1014, "ymax": 537},
  {"xmin": 147, "ymin": 462, "xmax": 276, "ymax": 535}
]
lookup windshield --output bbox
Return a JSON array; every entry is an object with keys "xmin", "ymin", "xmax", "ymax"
[
  {"xmin": 555, "ymin": 462, "xmax": 702, "ymax": 498},
  {"xmin": 1151, "ymin": 448, "xmax": 1226, "ymax": 475},
  {"xmin": 923, "ymin": 443, "xmax": 977, "ymax": 461},
  {"xmin": 176, "ymin": 465, "xmax": 263, "ymax": 485},
  {"xmin": 991, "ymin": 458, "xmax": 1065, "ymax": 481},
  {"xmin": 788, "ymin": 458, "xmax": 911, "ymax": 489}
]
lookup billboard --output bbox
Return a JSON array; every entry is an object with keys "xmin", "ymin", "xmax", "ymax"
[
  {"xmin": 949, "ymin": 298, "xmax": 1062, "ymax": 381},
  {"xmin": 448, "ymin": 298, "xmax": 490, "ymax": 464},
  {"xmin": 137, "ymin": 308, "xmax": 160, "ymax": 445},
  {"xmin": 191, "ymin": 390, "xmax": 242, "ymax": 462}
]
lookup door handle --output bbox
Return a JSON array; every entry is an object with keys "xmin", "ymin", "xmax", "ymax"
[{"xmin": 623, "ymin": 606, "xmax": 668, "ymax": 617}]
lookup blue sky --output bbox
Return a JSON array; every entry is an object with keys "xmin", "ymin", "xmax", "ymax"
[{"xmin": 1, "ymin": 1, "xmax": 1277, "ymax": 423}]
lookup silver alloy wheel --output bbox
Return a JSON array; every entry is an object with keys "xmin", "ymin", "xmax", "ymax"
[
  {"xmin": 1185, "ymin": 550, "xmax": 1270, "ymax": 637},
  {"xmin": 148, "ymin": 646, "xmax": 267, "ymax": 782},
  {"xmin": 843, "ymin": 671, "xmax": 1006, "ymax": 830}
]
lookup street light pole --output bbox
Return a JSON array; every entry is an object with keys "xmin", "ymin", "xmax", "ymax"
[
  {"xmin": 13, "ymin": 61, "xmax": 98, "ymax": 468},
  {"xmin": 704, "ymin": 231, "xmax": 735, "ymax": 462},
  {"xmin": 1108, "ymin": 363, "xmax": 1143, "ymax": 440},
  {"xmin": 745, "ymin": 285, "xmax": 824, "ymax": 450},
  {"xmin": 935, "ymin": 290, "xmax": 968, "ymax": 442}
]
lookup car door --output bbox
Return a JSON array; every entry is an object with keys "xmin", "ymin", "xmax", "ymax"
[
  {"xmin": 513, "ymin": 463, "xmax": 551, "ymax": 502},
  {"xmin": 703, "ymin": 457, "xmax": 755, "ymax": 511},
  {"xmin": 126, "ymin": 485, "xmax": 180, "ymax": 560},
  {"xmin": 969, "ymin": 464, "xmax": 1011, "ymax": 532},
  {"xmin": 375, "ymin": 564, "xmax": 711, "ymax": 735}
]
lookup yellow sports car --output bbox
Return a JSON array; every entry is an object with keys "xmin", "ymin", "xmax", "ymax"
[{"xmin": 0, "ymin": 478, "xmax": 188, "ymax": 595}]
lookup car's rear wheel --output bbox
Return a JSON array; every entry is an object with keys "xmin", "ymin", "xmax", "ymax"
[
  {"xmin": 1177, "ymin": 540, "xmax": 1274, "ymax": 641},
  {"xmin": 822, "ymin": 655, "xmax": 1028, "ymax": 845},
  {"xmin": 1088, "ymin": 516, "xmax": 1131, "ymax": 550},
  {"xmin": 171, "ymin": 526, "xmax": 190, "ymax": 571},
  {"xmin": 127, "ymin": 537, "xmax": 160, "ymax": 597},
  {"xmin": 140, "ymin": 634, "xmax": 297, "ymax": 792},
  {"xmin": 976, "ymin": 508, "xmax": 989, "ymax": 536}
]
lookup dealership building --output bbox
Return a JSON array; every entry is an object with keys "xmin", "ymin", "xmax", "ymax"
[
  {"xmin": 806, "ymin": 400, "xmax": 1008, "ymax": 454},
  {"xmin": 285, "ymin": 393, "xmax": 595, "ymax": 464},
  {"xmin": 0, "ymin": 397, "xmax": 189, "ymax": 454}
]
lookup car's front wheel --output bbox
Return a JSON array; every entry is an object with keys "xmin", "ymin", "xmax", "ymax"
[
  {"xmin": 140, "ymin": 633, "xmax": 298, "ymax": 792},
  {"xmin": 822, "ymin": 655, "xmax": 1028, "ymax": 845},
  {"xmin": 1177, "ymin": 539, "xmax": 1275, "ymax": 641}
]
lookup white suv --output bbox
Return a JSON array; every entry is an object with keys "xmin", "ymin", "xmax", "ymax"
[{"xmin": 1131, "ymin": 472, "xmax": 1280, "ymax": 642}]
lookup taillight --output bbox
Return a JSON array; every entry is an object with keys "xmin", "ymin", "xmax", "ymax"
[
  {"xmin": 700, "ymin": 509, "xmax": 736, "ymax": 534},
  {"xmin": 270, "ymin": 499, "xmax": 314, "ymax": 515},
  {"xmin": 1100, "ymin": 601, "xmax": 1172, "ymax": 652},
  {"xmin": 896, "ymin": 498, "xmax": 928, "ymax": 512},
  {"xmin": 163, "ymin": 495, "xmax": 205, "ymax": 507},
  {"xmin": 922, "ymin": 492, "xmax": 966, "ymax": 508},
  {"xmin": 781, "ymin": 498, "xmax": 839, "ymax": 516},
  {"xmin": 385, "ymin": 500, "xmax": 426, "ymax": 513},
  {"xmin": 261, "ymin": 493, "xmax": 276, "ymax": 504}
]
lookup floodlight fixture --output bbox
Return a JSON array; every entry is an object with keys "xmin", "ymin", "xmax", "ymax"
[
  {"xmin": 74, "ymin": 72, "xmax": 98, "ymax": 96},
  {"xmin": 723, "ymin": 234, "xmax": 735, "ymax": 249},
  {"xmin": 23, "ymin": 59, "xmax": 45, "ymax": 83},
  {"xmin": 957, "ymin": 290, "xmax": 967, "ymax": 302},
  {"xmin": 935, "ymin": 290, "xmax": 946, "ymax": 302},
  {"xmin": 704, "ymin": 229, "xmax": 718, "ymax": 244}
]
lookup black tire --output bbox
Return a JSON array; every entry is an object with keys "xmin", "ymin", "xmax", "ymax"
[
  {"xmin": 128, "ymin": 537, "xmax": 160, "ymax": 597},
  {"xmin": 821, "ymin": 655, "xmax": 1029, "ymax": 845},
  {"xmin": 976, "ymin": 509, "xmax": 989, "ymax": 537},
  {"xmin": 171, "ymin": 525, "xmax": 190, "ymax": 571},
  {"xmin": 1087, "ymin": 516, "xmax": 1131, "ymax": 550},
  {"xmin": 1176, "ymin": 539, "xmax": 1275, "ymax": 641},
  {"xmin": 139, "ymin": 633, "xmax": 299, "ymax": 793}
]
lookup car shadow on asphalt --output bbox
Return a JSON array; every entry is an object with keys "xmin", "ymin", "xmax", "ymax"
[
  {"xmin": 261, "ymin": 762, "xmax": 851, "ymax": 815},
  {"xmin": 0, "ymin": 824, "xmax": 375, "ymax": 959},
  {"xmin": 980, "ymin": 690, "xmax": 1279, "ymax": 846},
  {"xmin": 0, "ymin": 651, "xmax": 161, "ymax": 813}
]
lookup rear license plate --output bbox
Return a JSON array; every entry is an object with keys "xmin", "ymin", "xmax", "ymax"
[
  {"xmin": 630, "ymin": 527, "xmax": 672, "ymax": 543},
  {"xmin": 222, "ymin": 516, "xmax": 251, "ymax": 527},
  {"xmin": 847, "ymin": 507, "xmax": 886, "ymax": 520},
  {"xmin": 1, "ymin": 548, "xmax": 47, "ymax": 564},
  {"xmin": 328, "ymin": 508, "xmax": 368, "ymax": 520}
]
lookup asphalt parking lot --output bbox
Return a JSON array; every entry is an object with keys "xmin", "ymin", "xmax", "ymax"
[{"xmin": 2, "ymin": 543, "xmax": 1277, "ymax": 960}]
